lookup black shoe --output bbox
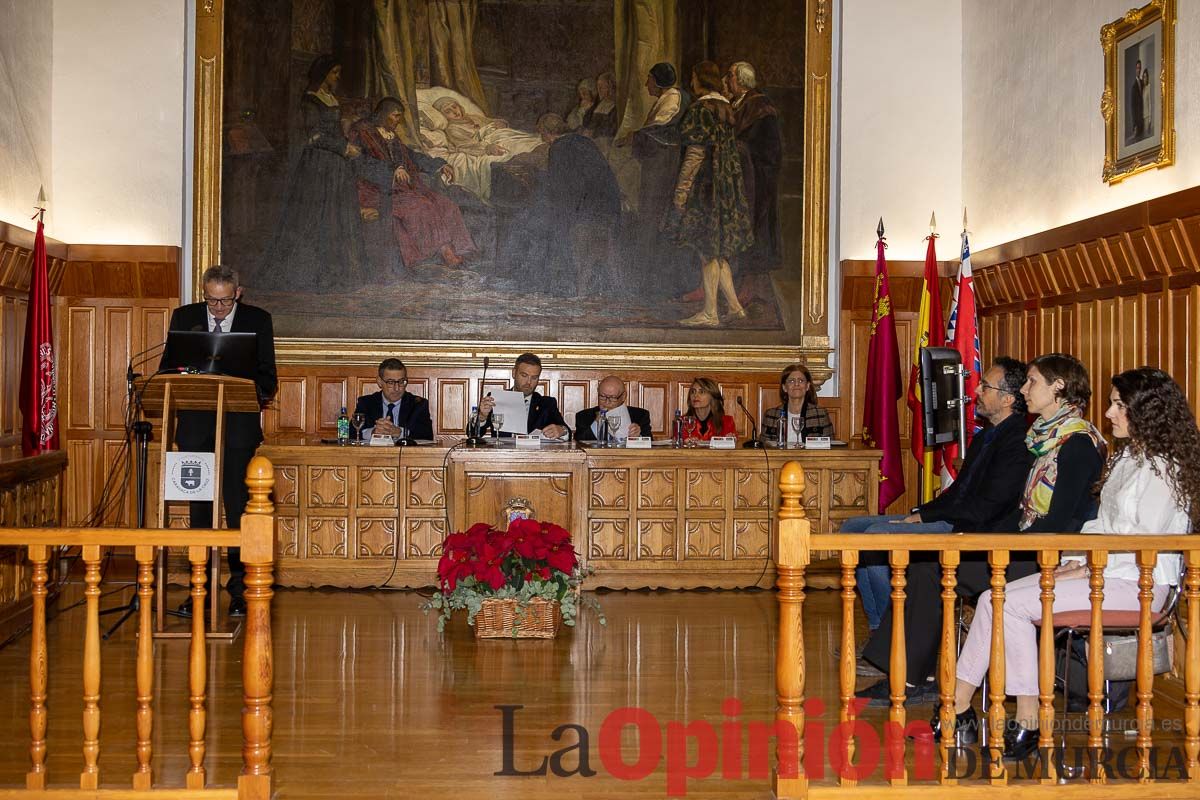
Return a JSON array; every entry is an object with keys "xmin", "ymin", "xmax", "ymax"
[
  {"xmin": 855, "ymin": 679, "xmax": 937, "ymax": 708},
  {"xmin": 176, "ymin": 597, "xmax": 193, "ymax": 618},
  {"xmin": 228, "ymin": 597, "xmax": 247, "ymax": 617},
  {"xmin": 1003, "ymin": 723, "xmax": 1040, "ymax": 761},
  {"xmin": 930, "ymin": 704, "xmax": 980, "ymax": 746}
]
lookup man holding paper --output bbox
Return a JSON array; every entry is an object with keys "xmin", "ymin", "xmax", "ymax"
[
  {"xmin": 353, "ymin": 358, "xmax": 433, "ymax": 440},
  {"xmin": 479, "ymin": 353, "xmax": 568, "ymax": 438},
  {"xmin": 575, "ymin": 375, "xmax": 651, "ymax": 442}
]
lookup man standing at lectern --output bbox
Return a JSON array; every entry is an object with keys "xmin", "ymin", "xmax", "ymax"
[{"xmin": 161, "ymin": 264, "xmax": 277, "ymax": 616}]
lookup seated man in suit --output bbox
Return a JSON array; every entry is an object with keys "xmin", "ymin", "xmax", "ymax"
[
  {"xmin": 575, "ymin": 375, "xmax": 651, "ymax": 442},
  {"xmin": 160, "ymin": 264, "xmax": 277, "ymax": 618},
  {"xmin": 353, "ymin": 358, "xmax": 433, "ymax": 441},
  {"xmin": 479, "ymin": 353, "xmax": 567, "ymax": 438}
]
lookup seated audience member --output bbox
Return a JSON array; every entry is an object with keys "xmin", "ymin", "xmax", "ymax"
[
  {"xmin": 576, "ymin": 375, "xmax": 651, "ymax": 442},
  {"xmin": 354, "ymin": 358, "xmax": 433, "ymax": 441},
  {"xmin": 857, "ymin": 353, "xmax": 1104, "ymax": 707},
  {"xmin": 479, "ymin": 353, "xmax": 568, "ymax": 438},
  {"xmin": 760, "ymin": 363, "xmax": 834, "ymax": 445},
  {"xmin": 946, "ymin": 366, "xmax": 1199, "ymax": 757},
  {"xmin": 848, "ymin": 358, "xmax": 1032, "ymax": 638},
  {"xmin": 683, "ymin": 378, "xmax": 737, "ymax": 441}
]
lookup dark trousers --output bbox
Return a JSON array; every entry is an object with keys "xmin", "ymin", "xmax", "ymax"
[
  {"xmin": 185, "ymin": 444, "xmax": 255, "ymax": 601},
  {"xmin": 862, "ymin": 555, "xmax": 1039, "ymax": 684}
]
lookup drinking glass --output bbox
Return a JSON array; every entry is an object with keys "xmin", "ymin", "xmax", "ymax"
[
  {"xmin": 606, "ymin": 415, "xmax": 622, "ymax": 447},
  {"xmin": 492, "ymin": 413, "xmax": 504, "ymax": 438},
  {"xmin": 351, "ymin": 412, "xmax": 367, "ymax": 444},
  {"xmin": 683, "ymin": 417, "xmax": 700, "ymax": 448},
  {"xmin": 789, "ymin": 414, "xmax": 804, "ymax": 447}
]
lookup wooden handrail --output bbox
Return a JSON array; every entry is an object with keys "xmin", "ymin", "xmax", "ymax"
[
  {"xmin": 774, "ymin": 461, "xmax": 1200, "ymax": 797},
  {"xmin": 5, "ymin": 456, "xmax": 275, "ymax": 799}
]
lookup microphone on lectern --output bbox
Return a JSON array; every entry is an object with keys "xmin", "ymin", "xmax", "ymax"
[{"xmin": 736, "ymin": 397, "xmax": 765, "ymax": 449}]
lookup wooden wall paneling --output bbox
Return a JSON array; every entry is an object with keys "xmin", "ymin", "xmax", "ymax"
[
  {"xmin": 1037, "ymin": 306, "xmax": 1058, "ymax": 354},
  {"xmin": 1144, "ymin": 290, "xmax": 1166, "ymax": 368},
  {"xmin": 1151, "ymin": 222, "xmax": 1189, "ymax": 275},
  {"xmin": 316, "ymin": 378, "xmax": 348, "ymax": 431},
  {"xmin": 637, "ymin": 381, "xmax": 669, "ymax": 436},
  {"xmin": 1011, "ymin": 258, "xmax": 1037, "ymax": 298},
  {"xmin": 1104, "ymin": 236, "xmax": 1139, "ymax": 284},
  {"xmin": 438, "ymin": 378, "xmax": 468, "ymax": 434},
  {"xmin": 65, "ymin": 439, "xmax": 94, "ymax": 525},
  {"xmin": 559, "ymin": 380, "xmax": 591, "ymax": 425},
  {"xmin": 1171, "ymin": 287, "xmax": 1199, "ymax": 413},
  {"xmin": 0, "ymin": 296, "xmax": 27, "ymax": 442},
  {"xmin": 1175, "ymin": 215, "xmax": 1200, "ymax": 272},
  {"xmin": 1028, "ymin": 254, "xmax": 1059, "ymax": 296},
  {"xmin": 1128, "ymin": 228, "xmax": 1165, "ymax": 279},
  {"xmin": 1082, "ymin": 241, "xmax": 1115, "ymax": 287},
  {"xmin": 66, "ymin": 306, "xmax": 96, "ymax": 431},
  {"xmin": 1117, "ymin": 293, "xmax": 1143, "ymax": 372},
  {"xmin": 104, "ymin": 306, "xmax": 133, "ymax": 430},
  {"xmin": 269, "ymin": 377, "xmax": 307, "ymax": 435}
]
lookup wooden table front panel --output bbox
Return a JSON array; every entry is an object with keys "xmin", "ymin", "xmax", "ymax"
[{"xmin": 257, "ymin": 442, "xmax": 880, "ymax": 589}]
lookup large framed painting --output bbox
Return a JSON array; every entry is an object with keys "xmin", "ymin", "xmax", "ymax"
[
  {"xmin": 1101, "ymin": 0, "xmax": 1175, "ymax": 185},
  {"xmin": 194, "ymin": 1, "xmax": 833, "ymax": 368}
]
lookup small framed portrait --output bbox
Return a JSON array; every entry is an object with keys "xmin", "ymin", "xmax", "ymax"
[{"xmin": 1101, "ymin": 0, "xmax": 1176, "ymax": 184}]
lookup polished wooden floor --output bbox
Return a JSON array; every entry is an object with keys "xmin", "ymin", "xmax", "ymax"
[{"xmin": 0, "ymin": 584, "xmax": 1189, "ymax": 798}]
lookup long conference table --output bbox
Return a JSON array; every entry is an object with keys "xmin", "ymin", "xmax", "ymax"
[{"xmin": 247, "ymin": 439, "xmax": 882, "ymax": 590}]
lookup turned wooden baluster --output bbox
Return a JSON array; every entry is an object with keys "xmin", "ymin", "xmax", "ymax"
[
  {"xmin": 80, "ymin": 544, "xmax": 102, "ymax": 789},
  {"xmin": 133, "ymin": 545, "xmax": 155, "ymax": 789},
  {"xmin": 1036, "ymin": 550, "xmax": 1058, "ymax": 783},
  {"xmin": 1087, "ymin": 550, "xmax": 1108, "ymax": 783},
  {"xmin": 887, "ymin": 549, "xmax": 909, "ymax": 785},
  {"xmin": 27, "ymin": 544, "xmax": 49, "ymax": 790},
  {"xmin": 1184, "ymin": 552, "xmax": 1200, "ymax": 780},
  {"xmin": 187, "ymin": 545, "xmax": 209, "ymax": 788},
  {"xmin": 1136, "ymin": 550, "xmax": 1156, "ymax": 783},
  {"xmin": 839, "ymin": 550, "xmax": 858, "ymax": 788},
  {"xmin": 987, "ymin": 550, "xmax": 1009, "ymax": 784},
  {"xmin": 938, "ymin": 550, "xmax": 959, "ymax": 785},
  {"xmin": 240, "ymin": 456, "xmax": 277, "ymax": 800},
  {"xmin": 774, "ymin": 461, "xmax": 808, "ymax": 800}
]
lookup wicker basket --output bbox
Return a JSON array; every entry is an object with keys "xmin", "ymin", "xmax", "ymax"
[{"xmin": 474, "ymin": 598, "xmax": 562, "ymax": 639}]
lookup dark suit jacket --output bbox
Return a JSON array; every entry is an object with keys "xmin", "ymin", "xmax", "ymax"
[
  {"xmin": 574, "ymin": 405, "xmax": 652, "ymax": 441},
  {"xmin": 494, "ymin": 391, "xmax": 566, "ymax": 437},
  {"xmin": 917, "ymin": 412, "xmax": 1031, "ymax": 532},
  {"xmin": 353, "ymin": 391, "xmax": 433, "ymax": 440},
  {"xmin": 159, "ymin": 301, "xmax": 277, "ymax": 451}
]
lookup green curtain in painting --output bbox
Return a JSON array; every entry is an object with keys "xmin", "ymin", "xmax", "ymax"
[
  {"xmin": 365, "ymin": 0, "xmax": 488, "ymax": 143},
  {"xmin": 366, "ymin": 0, "xmax": 421, "ymax": 143},
  {"xmin": 427, "ymin": 0, "xmax": 489, "ymax": 114},
  {"xmin": 614, "ymin": 0, "xmax": 680, "ymax": 140}
]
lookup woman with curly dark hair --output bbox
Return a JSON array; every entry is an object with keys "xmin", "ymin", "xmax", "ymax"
[{"xmin": 945, "ymin": 366, "xmax": 1198, "ymax": 758}]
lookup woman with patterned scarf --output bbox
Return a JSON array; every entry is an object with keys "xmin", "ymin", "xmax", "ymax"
[{"xmin": 936, "ymin": 353, "xmax": 1105, "ymax": 756}]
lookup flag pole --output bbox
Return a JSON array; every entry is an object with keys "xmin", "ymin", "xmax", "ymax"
[{"xmin": 920, "ymin": 213, "xmax": 937, "ymax": 503}]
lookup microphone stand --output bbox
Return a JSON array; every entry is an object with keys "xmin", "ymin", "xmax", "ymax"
[
  {"xmin": 464, "ymin": 356, "xmax": 493, "ymax": 447},
  {"xmin": 736, "ymin": 398, "xmax": 765, "ymax": 449}
]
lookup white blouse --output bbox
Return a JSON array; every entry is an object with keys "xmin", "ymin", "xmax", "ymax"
[{"xmin": 1071, "ymin": 453, "xmax": 1189, "ymax": 585}]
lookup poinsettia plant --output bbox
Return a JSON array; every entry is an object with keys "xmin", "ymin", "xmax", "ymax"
[{"xmin": 423, "ymin": 518, "xmax": 604, "ymax": 631}]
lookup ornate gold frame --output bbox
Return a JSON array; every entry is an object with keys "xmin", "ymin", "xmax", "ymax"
[
  {"xmin": 191, "ymin": 1, "xmax": 834, "ymax": 371},
  {"xmin": 1101, "ymin": 0, "xmax": 1175, "ymax": 185}
]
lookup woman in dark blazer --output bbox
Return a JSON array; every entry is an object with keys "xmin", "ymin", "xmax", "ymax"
[{"xmin": 759, "ymin": 363, "xmax": 834, "ymax": 445}]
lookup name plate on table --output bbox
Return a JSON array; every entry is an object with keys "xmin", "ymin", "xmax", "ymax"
[
  {"xmin": 369, "ymin": 434, "xmax": 395, "ymax": 447},
  {"xmin": 805, "ymin": 436, "xmax": 832, "ymax": 450},
  {"xmin": 625, "ymin": 437, "xmax": 652, "ymax": 449},
  {"xmin": 709, "ymin": 436, "xmax": 737, "ymax": 449},
  {"xmin": 514, "ymin": 434, "xmax": 543, "ymax": 448}
]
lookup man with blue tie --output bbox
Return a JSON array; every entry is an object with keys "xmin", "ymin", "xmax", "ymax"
[
  {"xmin": 478, "ymin": 353, "xmax": 568, "ymax": 438},
  {"xmin": 353, "ymin": 358, "xmax": 434, "ymax": 441}
]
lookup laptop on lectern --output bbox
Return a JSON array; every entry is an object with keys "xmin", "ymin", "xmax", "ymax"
[{"xmin": 161, "ymin": 331, "xmax": 258, "ymax": 381}]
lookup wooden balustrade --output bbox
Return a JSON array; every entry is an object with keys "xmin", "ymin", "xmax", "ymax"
[
  {"xmin": 0, "ymin": 456, "xmax": 275, "ymax": 799},
  {"xmin": 774, "ymin": 461, "xmax": 1200, "ymax": 798}
]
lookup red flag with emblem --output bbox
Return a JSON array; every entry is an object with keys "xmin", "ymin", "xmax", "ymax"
[
  {"xmin": 862, "ymin": 231, "xmax": 905, "ymax": 512},
  {"xmin": 19, "ymin": 213, "xmax": 59, "ymax": 456}
]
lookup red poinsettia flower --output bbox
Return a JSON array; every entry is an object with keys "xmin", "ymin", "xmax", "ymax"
[
  {"xmin": 507, "ymin": 518, "xmax": 545, "ymax": 560},
  {"xmin": 545, "ymin": 540, "xmax": 578, "ymax": 574},
  {"xmin": 472, "ymin": 539, "xmax": 509, "ymax": 590}
]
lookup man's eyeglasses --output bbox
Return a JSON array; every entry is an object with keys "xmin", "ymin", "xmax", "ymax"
[
  {"xmin": 598, "ymin": 393, "xmax": 624, "ymax": 403},
  {"xmin": 381, "ymin": 379, "xmax": 408, "ymax": 388},
  {"xmin": 203, "ymin": 296, "xmax": 236, "ymax": 308},
  {"xmin": 979, "ymin": 381, "xmax": 1010, "ymax": 394}
]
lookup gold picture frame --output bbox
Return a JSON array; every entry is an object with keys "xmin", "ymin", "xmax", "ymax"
[
  {"xmin": 1101, "ymin": 0, "xmax": 1175, "ymax": 184},
  {"xmin": 189, "ymin": 0, "xmax": 835, "ymax": 373}
]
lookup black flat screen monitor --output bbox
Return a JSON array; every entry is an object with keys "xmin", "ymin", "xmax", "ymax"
[
  {"xmin": 162, "ymin": 331, "xmax": 258, "ymax": 380},
  {"xmin": 919, "ymin": 346, "xmax": 963, "ymax": 447}
]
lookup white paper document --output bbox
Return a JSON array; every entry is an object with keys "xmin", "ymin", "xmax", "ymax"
[{"xmin": 493, "ymin": 390, "xmax": 529, "ymax": 435}]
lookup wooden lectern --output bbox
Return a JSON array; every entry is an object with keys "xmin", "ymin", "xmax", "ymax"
[{"xmin": 139, "ymin": 372, "xmax": 261, "ymax": 640}]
